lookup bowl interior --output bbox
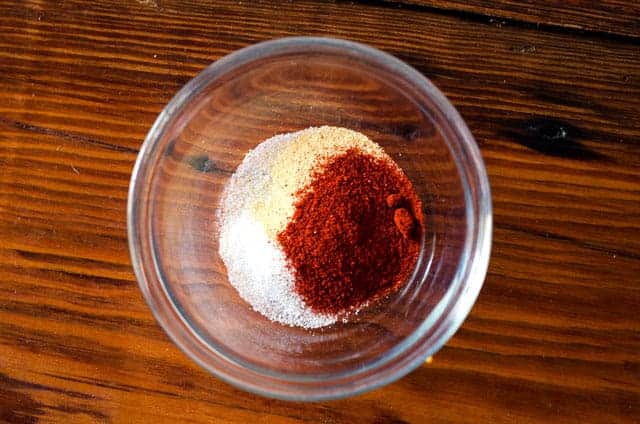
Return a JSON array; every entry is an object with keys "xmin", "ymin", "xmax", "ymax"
[{"xmin": 134, "ymin": 39, "xmax": 484, "ymax": 396}]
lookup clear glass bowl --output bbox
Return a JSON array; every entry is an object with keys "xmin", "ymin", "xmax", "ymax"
[{"xmin": 128, "ymin": 37, "xmax": 492, "ymax": 401}]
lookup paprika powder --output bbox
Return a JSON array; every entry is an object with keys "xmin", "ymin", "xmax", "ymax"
[{"xmin": 278, "ymin": 148, "xmax": 423, "ymax": 315}]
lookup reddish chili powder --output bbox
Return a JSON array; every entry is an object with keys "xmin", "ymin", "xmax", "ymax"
[{"xmin": 277, "ymin": 148, "xmax": 424, "ymax": 315}]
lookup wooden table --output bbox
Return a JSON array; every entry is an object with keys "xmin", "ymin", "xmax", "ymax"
[{"xmin": 1, "ymin": 1, "xmax": 639, "ymax": 422}]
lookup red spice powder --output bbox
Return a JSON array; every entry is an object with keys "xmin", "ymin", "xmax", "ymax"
[
  {"xmin": 393, "ymin": 208, "xmax": 415, "ymax": 239},
  {"xmin": 277, "ymin": 148, "xmax": 424, "ymax": 315}
]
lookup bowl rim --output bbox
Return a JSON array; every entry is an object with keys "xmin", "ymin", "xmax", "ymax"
[{"xmin": 128, "ymin": 36, "xmax": 492, "ymax": 401}]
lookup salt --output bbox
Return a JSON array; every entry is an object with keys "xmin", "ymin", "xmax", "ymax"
[
  {"xmin": 218, "ymin": 131, "xmax": 336, "ymax": 328},
  {"xmin": 219, "ymin": 210, "xmax": 335, "ymax": 328}
]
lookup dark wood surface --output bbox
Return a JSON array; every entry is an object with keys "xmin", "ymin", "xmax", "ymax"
[
  {"xmin": 1, "ymin": 0, "xmax": 639, "ymax": 422},
  {"xmin": 394, "ymin": 0, "xmax": 640, "ymax": 38}
]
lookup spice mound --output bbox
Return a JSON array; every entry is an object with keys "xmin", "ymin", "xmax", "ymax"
[{"xmin": 218, "ymin": 126, "xmax": 423, "ymax": 328}]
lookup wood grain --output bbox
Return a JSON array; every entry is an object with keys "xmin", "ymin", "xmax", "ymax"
[
  {"xmin": 388, "ymin": 0, "xmax": 640, "ymax": 38},
  {"xmin": 1, "ymin": 0, "xmax": 639, "ymax": 422}
]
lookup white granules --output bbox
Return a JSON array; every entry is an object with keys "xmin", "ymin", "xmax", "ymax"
[
  {"xmin": 218, "ymin": 126, "xmax": 386, "ymax": 328},
  {"xmin": 219, "ymin": 210, "xmax": 335, "ymax": 328},
  {"xmin": 218, "ymin": 130, "xmax": 336, "ymax": 328}
]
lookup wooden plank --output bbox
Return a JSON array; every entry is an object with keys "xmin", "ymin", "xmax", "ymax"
[
  {"xmin": 388, "ymin": 0, "xmax": 640, "ymax": 38},
  {"xmin": 0, "ymin": 0, "xmax": 639, "ymax": 422}
]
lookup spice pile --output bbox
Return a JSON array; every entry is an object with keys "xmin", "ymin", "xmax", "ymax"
[{"xmin": 219, "ymin": 126, "xmax": 423, "ymax": 328}]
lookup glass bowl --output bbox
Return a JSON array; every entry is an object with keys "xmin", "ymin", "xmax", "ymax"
[{"xmin": 128, "ymin": 37, "xmax": 492, "ymax": 401}]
